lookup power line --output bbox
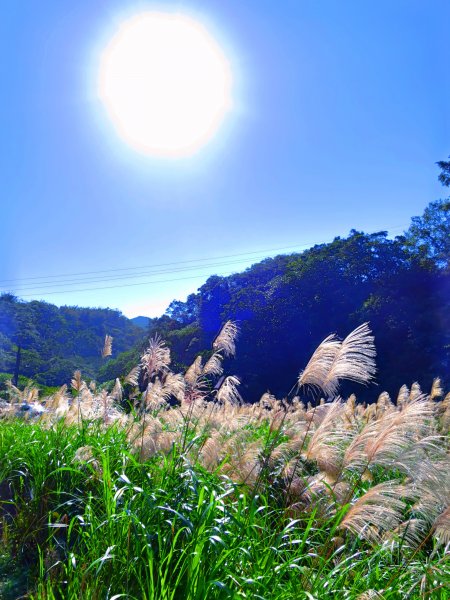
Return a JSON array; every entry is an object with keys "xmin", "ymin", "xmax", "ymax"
[
  {"xmin": 1, "ymin": 254, "xmax": 303, "ymax": 293},
  {"xmin": 0, "ymin": 225, "xmax": 407, "ymax": 286},
  {"xmin": 5, "ymin": 225, "xmax": 409, "ymax": 299},
  {"xmin": 18, "ymin": 270, "xmax": 241, "ymax": 298},
  {"xmin": 0, "ymin": 241, "xmax": 316, "ymax": 284}
]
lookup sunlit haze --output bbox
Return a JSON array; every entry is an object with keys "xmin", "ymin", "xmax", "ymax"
[{"xmin": 98, "ymin": 12, "xmax": 232, "ymax": 157}]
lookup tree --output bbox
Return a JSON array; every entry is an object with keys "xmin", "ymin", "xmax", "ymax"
[
  {"xmin": 165, "ymin": 293, "xmax": 199, "ymax": 325},
  {"xmin": 402, "ymin": 200, "xmax": 450, "ymax": 269},
  {"xmin": 437, "ymin": 155, "xmax": 450, "ymax": 187}
]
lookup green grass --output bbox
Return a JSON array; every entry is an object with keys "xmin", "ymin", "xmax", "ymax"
[{"xmin": 0, "ymin": 419, "xmax": 448, "ymax": 599}]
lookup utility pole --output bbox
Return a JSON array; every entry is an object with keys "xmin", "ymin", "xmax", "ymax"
[{"xmin": 12, "ymin": 345, "xmax": 21, "ymax": 387}]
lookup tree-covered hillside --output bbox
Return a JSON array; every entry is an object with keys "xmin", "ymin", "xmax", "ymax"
[
  {"xmin": 140, "ymin": 199, "xmax": 449, "ymax": 401},
  {"xmin": 0, "ymin": 298, "xmax": 144, "ymax": 386}
]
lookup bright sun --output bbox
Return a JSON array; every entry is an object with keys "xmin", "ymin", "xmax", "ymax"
[{"xmin": 98, "ymin": 12, "xmax": 232, "ymax": 157}]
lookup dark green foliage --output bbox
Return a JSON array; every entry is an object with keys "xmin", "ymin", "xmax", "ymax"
[
  {"xmin": 0, "ymin": 298, "xmax": 144, "ymax": 385},
  {"xmin": 401, "ymin": 199, "xmax": 450, "ymax": 268},
  {"xmin": 437, "ymin": 155, "xmax": 450, "ymax": 187}
]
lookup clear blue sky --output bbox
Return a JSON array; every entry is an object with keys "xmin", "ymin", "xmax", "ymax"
[{"xmin": 1, "ymin": 0, "xmax": 449, "ymax": 317}]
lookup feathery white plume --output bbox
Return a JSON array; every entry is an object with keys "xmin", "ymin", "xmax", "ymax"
[
  {"xmin": 101, "ymin": 334, "xmax": 113, "ymax": 358},
  {"xmin": 298, "ymin": 323, "xmax": 376, "ymax": 396},
  {"xmin": 213, "ymin": 320, "xmax": 239, "ymax": 358}
]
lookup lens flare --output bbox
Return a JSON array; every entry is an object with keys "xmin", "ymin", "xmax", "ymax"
[{"xmin": 98, "ymin": 12, "xmax": 232, "ymax": 157}]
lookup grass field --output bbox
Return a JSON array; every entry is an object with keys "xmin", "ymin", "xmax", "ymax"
[{"xmin": 0, "ymin": 324, "xmax": 449, "ymax": 599}]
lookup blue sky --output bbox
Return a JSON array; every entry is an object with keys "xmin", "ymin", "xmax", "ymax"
[{"xmin": 1, "ymin": 0, "xmax": 449, "ymax": 317}]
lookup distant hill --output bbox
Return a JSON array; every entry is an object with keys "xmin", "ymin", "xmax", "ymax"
[
  {"xmin": 0, "ymin": 295, "xmax": 145, "ymax": 387},
  {"xmin": 131, "ymin": 316, "xmax": 150, "ymax": 329}
]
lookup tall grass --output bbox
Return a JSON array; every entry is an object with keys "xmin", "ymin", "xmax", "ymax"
[{"xmin": 0, "ymin": 323, "xmax": 449, "ymax": 599}]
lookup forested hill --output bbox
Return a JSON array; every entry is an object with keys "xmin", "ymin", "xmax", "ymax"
[
  {"xmin": 139, "ymin": 199, "xmax": 449, "ymax": 401},
  {"xmin": 0, "ymin": 298, "xmax": 144, "ymax": 387}
]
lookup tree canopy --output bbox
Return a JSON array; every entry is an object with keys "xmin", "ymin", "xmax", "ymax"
[{"xmin": 437, "ymin": 155, "xmax": 450, "ymax": 187}]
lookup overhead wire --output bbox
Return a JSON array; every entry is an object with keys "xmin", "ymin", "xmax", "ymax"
[
  {"xmin": 1, "ymin": 253, "xmax": 314, "ymax": 292},
  {"xmin": 0, "ymin": 241, "xmax": 328, "ymax": 284},
  {"xmin": 17, "ymin": 270, "xmax": 245, "ymax": 297},
  {"xmin": 3, "ymin": 225, "xmax": 408, "ymax": 298},
  {"xmin": 0, "ymin": 226, "xmax": 407, "ymax": 285}
]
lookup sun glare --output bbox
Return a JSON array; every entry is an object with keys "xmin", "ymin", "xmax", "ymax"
[{"xmin": 98, "ymin": 12, "xmax": 232, "ymax": 157}]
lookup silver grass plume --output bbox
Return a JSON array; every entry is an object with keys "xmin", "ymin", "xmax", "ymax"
[
  {"xmin": 101, "ymin": 334, "xmax": 113, "ymax": 358},
  {"xmin": 125, "ymin": 365, "xmax": 140, "ymax": 386},
  {"xmin": 161, "ymin": 372, "xmax": 186, "ymax": 403},
  {"xmin": 216, "ymin": 375, "xmax": 242, "ymax": 406},
  {"xmin": 297, "ymin": 335, "xmax": 341, "ymax": 394},
  {"xmin": 409, "ymin": 382, "xmax": 422, "ymax": 402},
  {"xmin": 99, "ymin": 389, "xmax": 112, "ymax": 424},
  {"xmin": 322, "ymin": 323, "xmax": 376, "ymax": 395},
  {"xmin": 343, "ymin": 395, "xmax": 436, "ymax": 472},
  {"xmin": 410, "ymin": 458, "xmax": 450, "ymax": 531},
  {"xmin": 5, "ymin": 380, "xmax": 21, "ymax": 404},
  {"xmin": 376, "ymin": 391, "xmax": 393, "ymax": 416},
  {"xmin": 391, "ymin": 436, "xmax": 447, "ymax": 482},
  {"xmin": 202, "ymin": 351, "xmax": 224, "ymax": 377},
  {"xmin": 441, "ymin": 392, "xmax": 450, "ymax": 431},
  {"xmin": 212, "ymin": 320, "xmax": 239, "ymax": 358},
  {"xmin": 384, "ymin": 518, "xmax": 429, "ymax": 549},
  {"xmin": 111, "ymin": 378, "xmax": 123, "ymax": 402},
  {"xmin": 340, "ymin": 482, "xmax": 407, "ymax": 543},
  {"xmin": 305, "ymin": 399, "xmax": 353, "ymax": 481},
  {"xmin": 44, "ymin": 385, "xmax": 70, "ymax": 417},
  {"xmin": 430, "ymin": 377, "xmax": 443, "ymax": 401},
  {"xmin": 71, "ymin": 370, "xmax": 86, "ymax": 394},
  {"xmin": 298, "ymin": 323, "xmax": 376, "ymax": 396},
  {"xmin": 440, "ymin": 392, "xmax": 450, "ymax": 410},
  {"xmin": 141, "ymin": 336, "xmax": 171, "ymax": 381},
  {"xmin": 185, "ymin": 355, "xmax": 203, "ymax": 386},
  {"xmin": 199, "ymin": 432, "xmax": 223, "ymax": 470},
  {"xmin": 433, "ymin": 506, "xmax": 450, "ymax": 546},
  {"xmin": 397, "ymin": 385, "xmax": 409, "ymax": 406},
  {"xmin": 144, "ymin": 379, "xmax": 168, "ymax": 411}
]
